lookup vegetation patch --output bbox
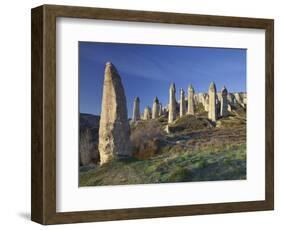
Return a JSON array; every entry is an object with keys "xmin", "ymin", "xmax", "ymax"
[
  {"xmin": 79, "ymin": 143, "xmax": 246, "ymax": 186},
  {"xmin": 169, "ymin": 115, "xmax": 213, "ymax": 133}
]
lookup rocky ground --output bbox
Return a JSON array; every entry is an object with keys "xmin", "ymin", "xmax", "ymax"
[{"xmin": 79, "ymin": 103, "xmax": 246, "ymax": 186}]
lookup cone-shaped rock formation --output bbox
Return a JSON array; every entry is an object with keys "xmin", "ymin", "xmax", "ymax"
[{"xmin": 98, "ymin": 62, "xmax": 131, "ymax": 165}]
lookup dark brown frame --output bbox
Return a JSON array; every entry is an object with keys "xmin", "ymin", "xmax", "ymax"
[{"xmin": 31, "ymin": 4, "xmax": 274, "ymax": 225}]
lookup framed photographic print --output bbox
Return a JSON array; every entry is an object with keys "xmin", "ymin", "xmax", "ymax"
[{"xmin": 31, "ymin": 4, "xmax": 274, "ymax": 225}]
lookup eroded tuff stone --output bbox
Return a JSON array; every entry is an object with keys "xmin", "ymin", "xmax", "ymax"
[
  {"xmin": 228, "ymin": 104, "xmax": 232, "ymax": 112},
  {"xmin": 234, "ymin": 93, "xmax": 242, "ymax": 105},
  {"xmin": 162, "ymin": 107, "xmax": 168, "ymax": 116},
  {"xmin": 158, "ymin": 103, "xmax": 163, "ymax": 116},
  {"xmin": 192, "ymin": 92, "xmax": 247, "ymax": 109},
  {"xmin": 197, "ymin": 93, "xmax": 205, "ymax": 105},
  {"xmin": 132, "ymin": 97, "xmax": 140, "ymax": 122},
  {"xmin": 143, "ymin": 106, "xmax": 151, "ymax": 120},
  {"xmin": 242, "ymin": 93, "xmax": 247, "ymax": 104},
  {"xmin": 98, "ymin": 62, "xmax": 131, "ymax": 165},
  {"xmin": 208, "ymin": 82, "xmax": 217, "ymax": 122},
  {"xmin": 152, "ymin": 97, "xmax": 160, "ymax": 119},
  {"xmin": 168, "ymin": 83, "xmax": 177, "ymax": 123},
  {"xmin": 204, "ymin": 94, "xmax": 209, "ymax": 111},
  {"xmin": 220, "ymin": 86, "xmax": 228, "ymax": 117},
  {"xmin": 193, "ymin": 94, "xmax": 199, "ymax": 106},
  {"xmin": 187, "ymin": 84, "xmax": 195, "ymax": 115},
  {"xmin": 179, "ymin": 88, "xmax": 186, "ymax": 117}
]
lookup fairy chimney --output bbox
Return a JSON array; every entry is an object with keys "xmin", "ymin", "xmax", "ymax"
[
  {"xmin": 132, "ymin": 97, "xmax": 140, "ymax": 122},
  {"xmin": 220, "ymin": 86, "xmax": 228, "ymax": 117},
  {"xmin": 168, "ymin": 83, "xmax": 177, "ymax": 123},
  {"xmin": 98, "ymin": 62, "xmax": 131, "ymax": 165},
  {"xmin": 143, "ymin": 106, "xmax": 151, "ymax": 120},
  {"xmin": 208, "ymin": 82, "xmax": 217, "ymax": 122},
  {"xmin": 187, "ymin": 84, "xmax": 195, "ymax": 115},
  {"xmin": 152, "ymin": 97, "xmax": 160, "ymax": 119},
  {"xmin": 179, "ymin": 88, "xmax": 186, "ymax": 117}
]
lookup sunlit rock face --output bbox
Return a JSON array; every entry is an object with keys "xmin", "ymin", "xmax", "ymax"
[
  {"xmin": 143, "ymin": 106, "xmax": 151, "ymax": 120},
  {"xmin": 187, "ymin": 84, "xmax": 195, "ymax": 115},
  {"xmin": 168, "ymin": 83, "xmax": 177, "ymax": 124},
  {"xmin": 179, "ymin": 88, "xmax": 186, "ymax": 117},
  {"xmin": 98, "ymin": 62, "xmax": 131, "ymax": 165},
  {"xmin": 152, "ymin": 97, "xmax": 160, "ymax": 119},
  {"xmin": 208, "ymin": 82, "xmax": 217, "ymax": 122}
]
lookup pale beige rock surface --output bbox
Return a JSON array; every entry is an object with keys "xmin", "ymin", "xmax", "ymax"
[
  {"xmin": 187, "ymin": 84, "xmax": 195, "ymax": 115},
  {"xmin": 179, "ymin": 88, "xmax": 186, "ymax": 117},
  {"xmin": 168, "ymin": 83, "xmax": 177, "ymax": 123},
  {"xmin": 208, "ymin": 82, "xmax": 217, "ymax": 122},
  {"xmin": 143, "ymin": 106, "xmax": 151, "ymax": 120},
  {"xmin": 152, "ymin": 97, "xmax": 160, "ymax": 119},
  {"xmin": 132, "ymin": 96, "xmax": 140, "ymax": 122},
  {"xmin": 98, "ymin": 62, "xmax": 131, "ymax": 165},
  {"xmin": 158, "ymin": 103, "xmax": 163, "ymax": 116}
]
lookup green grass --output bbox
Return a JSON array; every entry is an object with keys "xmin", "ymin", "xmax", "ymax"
[{"xmin": 79, "ymin": 143, "xmax": 246, "ymax": 186}]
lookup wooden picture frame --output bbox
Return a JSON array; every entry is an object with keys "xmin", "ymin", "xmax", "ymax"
[{"xmin": 31, "ymin": 4, "xmax": 274, "ymax": 225}]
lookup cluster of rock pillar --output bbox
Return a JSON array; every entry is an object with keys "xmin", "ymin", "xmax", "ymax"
[
  {"xmin": 168, "ymin": 82, "xmax": 229, "ymax": 124},
  {"xmin": 131, "ymin": 82, "xmax": 231, "ymax": 126},
  {"xmin": 132, "ymin": 97, "xmax": 161, "ymax": 121},
  {"xmin": 168, "ymin": 83, "xmax": 195, "ymax": 123},
  {"xmin": 98, "ymin": 62, "xmax": 234, "ymax": 165},
  {"xmin": 208, "ymin": 83, "xmax": 229, "ymax": 122}
]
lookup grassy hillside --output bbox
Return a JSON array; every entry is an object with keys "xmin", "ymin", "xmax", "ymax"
[
  {"xmin": 79, "ymin": 104, "xmax": 247, "ymax": 186},
  {"xmin": 80, "ymin": 143, "xmax": 246, "ymax": 186}
]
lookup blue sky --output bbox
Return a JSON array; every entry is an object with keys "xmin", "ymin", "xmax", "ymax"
[{"xmin": 79, "ymin": 42, "xmax": 246, "ymax": 118}]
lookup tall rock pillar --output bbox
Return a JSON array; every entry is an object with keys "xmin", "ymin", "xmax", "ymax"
[
  {"xmin": 187, "ymin": 84, "xmax": 195, "ymax": 115},
  {"xmin": 220, "ymin": 86, "xmax": 228, "ymax": 117},
  {"xmin": 152, "ymin": 97, "xmax": 160, "ymax": 119},
  {"xmin": 168, "ymin": 83, "xmax": 176, "ymax": 123},
  {"xmin": 208, "ymin": 82, "xmax": 217, "ymax": 122},
  {"xmin": 98, "ymin": 62, "xmax": 131, "ymax": 165},
  {"xmin": 132, "ymin": 97, "xmax": 140, "ymax": 122},
  {"xmin": 179, "ymin": 88, "xmax": 186, "ymax": 117}
]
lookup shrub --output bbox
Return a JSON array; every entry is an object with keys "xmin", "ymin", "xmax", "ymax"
[
  {"xmin": 79, "ymin": 128, "xmax": 100, "ymax": 166},
  {"xmin": 130, "ymin": 120, "xmax": 165, "ymax": 159},
  {"xmin": 169, "ymin": 115, "xmax": 212, "ymax": 132}
]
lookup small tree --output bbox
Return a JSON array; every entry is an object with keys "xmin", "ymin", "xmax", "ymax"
[
  {"xmin": 130, "ymin": 120, "xmax": 164, "ymax": 159},
  {"xmin": 80, "ymin": 129, "xmax": 94, "ymax": 166}
]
